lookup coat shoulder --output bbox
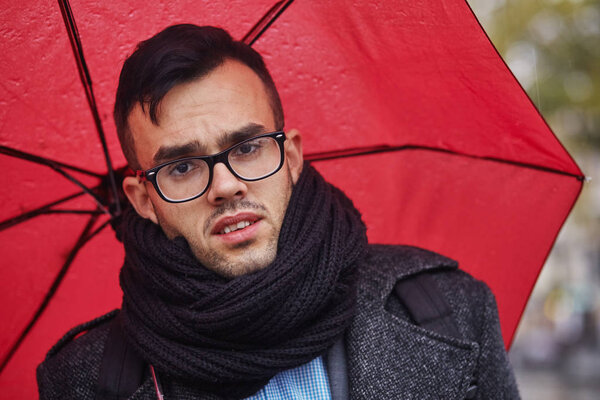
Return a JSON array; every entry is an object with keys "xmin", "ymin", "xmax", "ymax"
[
  {"xmin": 37, "ymin": 310, "xmax": 117, "ymax": 400},
  {"xmin": 361, "ymin": 243, "xmax": 497, "ymax": 338},
  {"xmin": 363, "ymin": 243, "xmax": 458, "ymax": 278},
  {"xmin": 355, "ymin": 244, "xmax": 520, "ymax": 398},
  {"xmin": 357, "ymin": 244, "xmax": 459, "ymax": 299}
]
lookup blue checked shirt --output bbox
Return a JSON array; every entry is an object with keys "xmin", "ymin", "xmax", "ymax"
[{"xmin": 245, "ymin": 356, "xmax": 332, "ymax": 399}]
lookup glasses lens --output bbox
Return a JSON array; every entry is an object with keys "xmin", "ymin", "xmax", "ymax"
[
  {"xmin": 156, "ymin": 158, "xmax": 210, "ymax": 201},
  {"xmin": 228, "ymin": 136, "xmax": 282, "ymax": 180}
]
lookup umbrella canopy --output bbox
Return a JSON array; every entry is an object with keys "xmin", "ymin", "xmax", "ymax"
[{"xmin": 0, "ymin": 0, "xmax": 583, "ymax": 398}]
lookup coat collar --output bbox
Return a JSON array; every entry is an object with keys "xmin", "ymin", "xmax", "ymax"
[{"xmin": 344, "ymin": 244, "xmax": 480, "ymax": 398}]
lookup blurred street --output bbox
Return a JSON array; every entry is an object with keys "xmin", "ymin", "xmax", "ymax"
[
  {"xmin": 468, "ymin": 0, "xmax": 600, "ymax": 398},
  {"xmin": 513, "ymin": 368, "xmax": 600, "ymax": 400}
]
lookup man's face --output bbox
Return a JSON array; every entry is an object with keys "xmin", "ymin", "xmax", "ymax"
[{"xmin": 123, "ymin": 59, "xmax": 303, "ymax": 278}]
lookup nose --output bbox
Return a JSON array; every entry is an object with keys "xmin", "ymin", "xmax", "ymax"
[{"xmin": 205, "ymin": 162, "xmax": 247, "ymax": 205}]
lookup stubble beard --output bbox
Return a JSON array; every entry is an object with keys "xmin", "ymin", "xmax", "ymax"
[
  {"xmin": 154, "ymin": 169, "xmax": 294, "ymax": 279},
  {"xmin": 155, "ymin": 202, "xmax": 280, "ymax": 278},
  {"xmin": 190, "ymin": 233, "xmax": 279, "ymax": 278}
]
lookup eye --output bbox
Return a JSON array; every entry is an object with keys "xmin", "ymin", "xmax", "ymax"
[
  {"xmin": 238, "ymin": 143, "xmax": 255, "ymax": 154},
  {"xmin": 175, "ymin": 163, "xmax": 190, "ymax": 174},
  {"xmin": 231, "ymin": 139, "xmax": 265, "ymax": 159},
  {"xmin": 167, "ymin": 160, "xmax": 197, "ymax": 177},
  {"xmin": 236, "ymin": 143, "xmax": 260, "ymax": 156}
]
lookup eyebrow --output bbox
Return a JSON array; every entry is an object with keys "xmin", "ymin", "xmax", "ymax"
[
  {"xmin": 151, "ymin": 123, "xmax": 269, "ymax": 166},
  {"xmin": 215, "ymin": 123, "xmax": 268, "ymax": 148},
  {"xmin": 153, "ymin": 141, "xmax": 208, "ymax": 166}
]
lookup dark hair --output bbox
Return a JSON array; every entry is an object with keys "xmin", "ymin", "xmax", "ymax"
[{"xmin": 113, "ymin": 24, "xmax": 284, "ymax": 169}]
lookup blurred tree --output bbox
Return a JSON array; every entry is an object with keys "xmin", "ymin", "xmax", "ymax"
[{"xmin": 468, "ymin": 0, "xmax": 599, "ymax": 151}]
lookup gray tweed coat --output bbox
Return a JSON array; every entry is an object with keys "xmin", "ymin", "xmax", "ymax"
[{"xmin": 37, "ymin": 245, "xmax": 520, "ymax": 399}]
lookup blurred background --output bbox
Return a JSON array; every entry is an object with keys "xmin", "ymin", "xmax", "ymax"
[{"xmin": 467, "ymin": 0, "xmax": 599, "ymax": 398}]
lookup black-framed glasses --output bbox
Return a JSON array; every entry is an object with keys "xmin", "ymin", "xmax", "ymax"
[{"xmin": 135, "ymin": 131, "xmax": 286, "ymax": 203}]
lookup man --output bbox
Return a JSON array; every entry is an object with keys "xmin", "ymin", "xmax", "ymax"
[{"xmin": 37, "ymin": 24, "xmax": 520, "ymax": 399}]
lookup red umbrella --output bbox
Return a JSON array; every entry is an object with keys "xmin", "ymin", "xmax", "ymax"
[{"xmin": 0, "ymin": 0, "xmax": 583, "ymax": 398}]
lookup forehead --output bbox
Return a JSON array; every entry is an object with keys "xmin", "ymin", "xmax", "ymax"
[{"xmin": 127, "ymin": 59, "xmax": 276, "ymax": 168}]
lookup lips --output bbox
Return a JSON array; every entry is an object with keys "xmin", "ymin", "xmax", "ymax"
[
  {"xmin": 221, "ymin": 220, "xmax": 253, "ymax": 234},
  {"xmin": 211, "ymin": 212, "xmax": 261, "ymax": 235}
]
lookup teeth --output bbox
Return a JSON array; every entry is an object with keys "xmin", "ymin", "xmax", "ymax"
[{"xmin": 221, "ymin": 220, "xmax": 253, "ymax": 234}]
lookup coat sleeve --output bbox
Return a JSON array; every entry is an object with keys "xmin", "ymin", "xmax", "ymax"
[{"xmin": 467, "ymin": 277, "xmax": 521, "ymax": 400}]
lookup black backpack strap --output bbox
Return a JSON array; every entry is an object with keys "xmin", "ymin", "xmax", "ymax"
[
  {"xmin": 394, "ymin": 272, "xmax": 461, "ymax": 339},
  {"xmin": 95, "ymin": 312, "xmax": 146, "ymax": 400},
  {"xmin": 394, "ymin": 272, "xmax": 478, "ymax": 399}
]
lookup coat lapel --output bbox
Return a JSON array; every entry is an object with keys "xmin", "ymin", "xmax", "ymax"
[
  {"xmin": 326, "ymin": 337, "xmax": 350, "ymax": 400},
  {"xmin": 345, "ymin": 245, "xmax": 480, "ymax": 399}
]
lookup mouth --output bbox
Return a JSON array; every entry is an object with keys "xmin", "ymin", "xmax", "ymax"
[
  {"xmin": 212, "ymin": 212, "xmax": 261, "ymax": 236},
  {"xmin": 218, "ymin": 220, "xmax": 257, "ymax": 234}
]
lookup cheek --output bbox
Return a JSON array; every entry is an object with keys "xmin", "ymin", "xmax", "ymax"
[
  {"xmin": 268, "ymin": 169, "xmax": 294, "ymax": 221},
  {"xmin": 153, "ymin": 201, "xmax": 202, "ymax": 239}
]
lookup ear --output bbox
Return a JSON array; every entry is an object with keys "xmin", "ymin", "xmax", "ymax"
[
  {"xmin": 122, "ymin": 176, "xmax": 159, "ymax": 224},
  {"xmin": 284, "ymin": 128, "xmax": 303, "ymax": 183}
]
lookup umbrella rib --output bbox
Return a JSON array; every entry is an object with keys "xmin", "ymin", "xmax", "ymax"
[
  {"xmin": 83, "ymin": 217, "xmax": 113, "ymax": 242},
  {"xmin": 49, "ymin": 165, "xmax": 110, "ymax": 214},
  {"xmin": 0, "ymin": 213, "xmax": 102, "ymax": 375},
  {"xmin": 40, "ymin": 209, "xmax": 105, "ymax": 215},
  {"xmin": 242, "ymin": 0, "xmax": 295, "ymax": 45},
  {"xmin": 0, "ymin": 190, "xmax": 89, "ymax": 232},
  {"xmin": 305, "ymin": 144, "xmax": 587, "ymax": 181},
  {"xmin": 57, "ymin": 0, "xmax": 121, "ymax": 216},
  {"xmin": 0, "ymin": 145, "xmax": 104, "ymax": 178}
]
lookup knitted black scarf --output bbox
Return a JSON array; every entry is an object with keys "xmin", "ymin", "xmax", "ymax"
[{"xmin": 119, "ymin": 164, "xmax": 367, "ymax": 398}]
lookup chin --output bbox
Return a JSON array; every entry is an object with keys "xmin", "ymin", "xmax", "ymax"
[
  {"xmin": 192, "ymin": 241, "xmax": 278, "ymax": 278},
  {"xmin": 223, "ymin": 262, "xmax": 271, "ymax": 278},
  {"xmin": 225, "ymin": 247, "xmax": 277, "ymax": 277}
]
